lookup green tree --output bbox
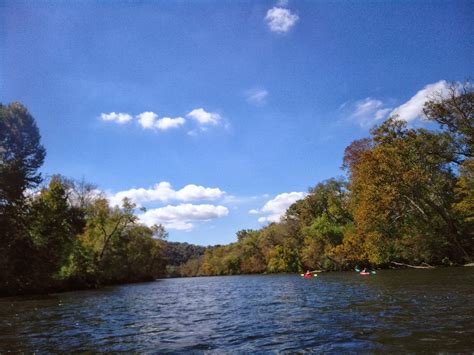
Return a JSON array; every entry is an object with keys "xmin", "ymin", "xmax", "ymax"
[
  {"xmin": 0, "ymin": 102, "xmax": 46, "ymax": 204},
  {"xmin": 72, "ymin": 197, "xmax": 168, "ymax": 285},
  {"xmin": 301, "ymin": 215, "xmax": 344, "ymax": 270},
  {"xmin": 238, "ymin": 230, "xmax": 267, "ymax": 273},
  {"xmin": 0, "ymin": 102, "xmax": 46, "ymax": 295},
  {"xmin": 24, "ymin": 177, "xmax": 85, "ymax": 291},
  {"xmin": 285, "ymin": 178, "xmax": 351, "ymax": 228},
  {"xmin": 81, "ymin": 197, "xmax": 137, "ymax": 269}
]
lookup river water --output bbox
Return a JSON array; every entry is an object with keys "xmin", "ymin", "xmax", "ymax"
[{"xmin": 1, "ymin": 268, "xmax": 473, "ymax": 352}]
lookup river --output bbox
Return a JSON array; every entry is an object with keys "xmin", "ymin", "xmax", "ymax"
[{"xmin": 1, "ymin": 268, "xmax": 473, "ymax": 352}]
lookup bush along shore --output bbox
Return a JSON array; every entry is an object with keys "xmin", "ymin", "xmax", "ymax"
[{"xmin": 1, "ymin": 82, "xmax": 473, "ymax": 296}]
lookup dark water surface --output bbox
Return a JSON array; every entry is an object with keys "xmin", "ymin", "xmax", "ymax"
[{"xmin": 1, "ymin": 268, "xmax": 473, "ymax": 352}]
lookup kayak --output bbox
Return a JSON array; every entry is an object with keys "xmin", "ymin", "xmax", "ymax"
[
  {"xmin": 300, "ymin": 273, "xmax": 317, "ymax": 278},
  {"xmin": 356, "ymin": 266, "xmax": 376, "ymax": 275}
]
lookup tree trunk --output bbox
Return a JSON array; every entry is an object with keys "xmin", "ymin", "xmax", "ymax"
[{"xmin": 390, "ymin": 261, "xmax": 435, "ymax": 269}]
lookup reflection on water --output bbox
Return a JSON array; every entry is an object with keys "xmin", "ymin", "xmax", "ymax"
[{"xmin": 1, "ymin": 268, "xmax": 473, "ymax": 352}]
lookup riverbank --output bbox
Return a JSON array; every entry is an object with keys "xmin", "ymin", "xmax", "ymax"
[
  {"xmin": 0, "ymin": 275, "xmax": 157, "ymax": 298},
  {"xmin": 3, "ymin": 261, "xmax": 473, "ymax": 298}
]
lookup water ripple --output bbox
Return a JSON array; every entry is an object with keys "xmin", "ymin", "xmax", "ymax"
[{"xmin": 1, "ymin": 269, "xmax": 473, "ymax": 352}]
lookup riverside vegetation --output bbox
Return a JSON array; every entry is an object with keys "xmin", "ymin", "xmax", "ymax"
[{"xmin": 1, "ymin": 82, "xmax": 473, "ymax": 295}]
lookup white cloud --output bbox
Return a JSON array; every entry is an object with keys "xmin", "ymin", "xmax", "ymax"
[
  {"xmin": 136, "ymin": 112, "xmax": 186, "ymax": 131},
  {"xmin": 101, "ymin": 112, "xmax": 133, "ymax": 124},
  {"xmin": 136, "ymin": 111, "xmax": 158, "ymax": 129},
  {"xmin": 156, "ymin": 116, "xmax": 186, "ymax": 130},
  {"xmin": 391, "ymin": 80, "xmax": 450, "ymax": 122},
  {"xmin": 175, "ymin": 184, "xmax": 224, "ymax": 201},
  {"xmin": 265, "ymin": 7, "xmax": 299, "ymax": 33},
  {"xmin": 251, "ymin": 191, "xmax": 306, "ymax": 224},
  {"xmin": 139, "ymin": 204, "xmax": 229, "ymax": 231},
  {"xmin": 102, "ymin": 108, "xmax": 226, "ymax": 133},
  {"xmin": 186, "ymin": 108, "xmax": 221, "ymax": 125},
  {"xmin": 108, "ymin": 181, "xmax": 225, "ymax": 207},
  {"xmin": 246, "ymin": 89, "xmax": 269, "ymax": 105}
]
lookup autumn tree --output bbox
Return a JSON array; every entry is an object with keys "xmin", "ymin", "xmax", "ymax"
[
  {"xmin": 346, "ymin": 118, "xmax": 470, "ymax": 264},
  {"xmin": 453, "ymin": 159, "xmax": 474, "ymax": 224},
  {"xmin": 424, "ymin": 82, "xmax": 474, "ymax": 256},
  {"xmin": 423, "ymin": 81, "xmax": 473, "ymax": 161}
]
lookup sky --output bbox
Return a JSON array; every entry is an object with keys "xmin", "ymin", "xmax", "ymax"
[{"xmin": 1, "ymin": 0, "xmax": 472, "ymax": 245}]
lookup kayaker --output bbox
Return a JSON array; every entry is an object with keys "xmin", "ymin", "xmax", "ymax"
[{"xmin": 304, "ymin": 270, "xmax": 311, "ymax": 279}]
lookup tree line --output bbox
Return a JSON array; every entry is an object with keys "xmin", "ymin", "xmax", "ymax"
[
  {"xmin": 177, "ymin": 82, "xmax": 473, "ymax": 276},
  {"xmin": 0, "ymin": 103, "xmax": 179, "ymax": 296},
  {"xmin": 1, "ymin": 82, "xmax": 473, "ymax": 294}
]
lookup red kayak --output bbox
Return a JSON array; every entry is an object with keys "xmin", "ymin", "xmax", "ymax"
[{"xmin": 359, "ymin": 272, "xmax": 370, "ymax": 276}]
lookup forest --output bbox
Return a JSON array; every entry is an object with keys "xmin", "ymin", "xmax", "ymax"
[
  {"xmin": 1, "ymin": 82, "xmax": 473, "ymax": 295},
  {"xmin": 177, "ymin": 82, "xmax": 474, "ymax": 276}
]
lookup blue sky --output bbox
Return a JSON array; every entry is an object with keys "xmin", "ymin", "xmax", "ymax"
[{"xmin": 1, "ymin": 0, "xmax": 472, "ymax": 245}]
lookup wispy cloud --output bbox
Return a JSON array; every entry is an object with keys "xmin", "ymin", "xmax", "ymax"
[
  {"xmin": 186, "ymin": 108, "xmax": 226, "ymax": 136},
  {"xmin": 221, "ymin": 193, "xmax": 270, "ymax": 206},
  {"xmin": 139, "ymin": 204, "xmax": 229, "ymax": 231},
  {"xmin": 250, "ymin": 191, "xmax": 306, "ymax": 224},
  {"xmin": 108, "ymin": 181, "xmax": 225, "ymax": 207},
  {"xmin": 100, "ymin": 112, "xmax": 133, "ymax": 124},
  {"xmin": 265, "ymin": 7, "xmax": 299, "ymax": 33},
  {"xmin": 346, "ymin": 80, "xmax": 454, "ymax": 127},
  {"xmin": 349, "ymin": 98, "xmax": 392, "ymax": 128},
  {"xmin": 246, "ymin": 89, "xmax": 269, "ymax": 105}
]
